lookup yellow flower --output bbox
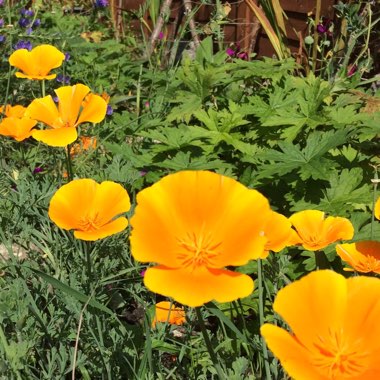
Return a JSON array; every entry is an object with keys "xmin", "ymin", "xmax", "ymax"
[
  {"xmin": 48, "ymin": 179, "xmax": 130, "ymax": 241},
  {"xmin": 289, "ymin": 210, "xmax": 354, "ymax": 251},
  {"xmin": 336, "ymin": 241, "xmax": 380, "ymax": 274},
  {"xmin": 9, "ymin": 44, "xmax": 65, "ymax": 80},
  {"xmin": 152, "ymin": 301, "xmax": 186, "ymax": 327},
  {"xmin": 130, "ymin": 170, "xmax": 272, "ymax": 307},
  {"xmin": 26, "ymin": 84, "xmax": 107, "ymax": 147},
  {"xmin": 261, "ymin": 270, "xmax": 380, "ymax": 380},
  {"xmin": 0, "ymin": 117, "xmax": 37, "ymax": 141},
  {"xmin": 375, "ymin": 197, "xmax": 380, "ymax": 220}
]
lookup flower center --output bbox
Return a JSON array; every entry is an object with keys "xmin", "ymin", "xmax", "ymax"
[
  {"xmin": 362, "ymin": 255, "xmax": 380, "ymax": 272},
  {"xmin": 312, "ymin": 329, "xmax": 367, "ymax": 378},
  {"xmin": 78, "ymin": 213, "xmax": 102, "ymax": 232},
  {"xmin": 176, "ymin": 229, "xmax": 221, "ymax": 271}
]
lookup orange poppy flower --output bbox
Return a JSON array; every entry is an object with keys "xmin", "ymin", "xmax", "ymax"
[
  {"xmin": 130, "ymin": 170, "xmax": 272, "ymax": 307},
  {"xmin": 260, "ymin": 211, "xmax": 293, "ymax": 258},
  {"xmin": 0, "ymin": 104, "xmax": 26, "ymax": 118},
  {"xmin": 26, "ymin": 84, "xmax": 107, "ymax": 147},
  {"xmin": 9, "ymin": 44, "xmax": 65, "ymax": 80},
  {"xmin": 152, "ymin": 301, "xmax": 186, "ymax": 327},
  {"xmin": 69, "ymin": 136, "xmax": 97, "ymax": 157},
  {"xmin": 0, "ymin": 117, "xmax": 37, "ymax": 141},
  {"xmin": 261, "ymin": 270, "xmax": 380, "ymax": 380},
  {"xmin": 375, "ymin": 197, "xmax": 380, "ymax": 220},
  {"xmin": 289, "ymin": 210, "xmax": 354, "ymax": 251},
  {"xmin": 48, "ymin": 178, "xmax": 130, "ymax": 241},
  {"xmin": 336, "ymin": 241, "xmax": 380, "ymax": 274}
]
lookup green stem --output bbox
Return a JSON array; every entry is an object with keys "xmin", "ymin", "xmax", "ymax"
[
  {"xmin": 84, "ymin": 241, "xmax": 92, "ymax": 292},
  {"xmin": 315, "ymin": 251, "xmax": 330, "ymax": 270},
  {"xmin": 40, "ymin": 79, "xmax": 46, "ymax": 97},
  {"xmin": 371, "ymin": 166, "xmax": 379, "ymax": 240},
  {"xmin": 65, "ymin": 144, "xmax": 74, "ymax": 181},
  {"xmin": 257, "ymin": 259, "xmax": 272, "ymax": 380},
  {"xmin": 195, "ymin": 307, "xmax": 225, "ymax": 380}
]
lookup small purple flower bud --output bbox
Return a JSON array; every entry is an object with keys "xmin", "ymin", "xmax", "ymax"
[
  {"xmin": 0, "ymin": 19, "xmax": 4, "ymax": 28},
  {"xmin": 53, "ymin": 96, "xmax": 59, "ymax": 103},
  {"xmin": 13, "ymin": 40, "xmax": 32, "ymax": 51},
  {"xmin": 140, "ymin": 170, "xmax": 147, "ymax": 176},
  {"xmin": 32, "ymin": 19, "xmax": 40, "ymax": 28},
  {"xmin": 64, "ymin": 52, "xmax": 70, "ymax": 61},
  {"xmin": 33, "ymin": 167, "xmax": 43, "ymax": 174},
  {"xmin": 56, "ymin": 74, "xmax": 70, "ymax": 84},
  {"xmin": 226, "ymin": 47, "xmax": 235, "ymax": 57},
  {"xmin": 106, "ymin": 104, "xmax": 113, "ymax": 116},
  {"xmin": 26, "ymin": 27, "xmax": 33, "ymax": 35},
  {"xmin": 140, "ymin": 270, "xmax": 146, "ymax": 277},
  {"xmin": 95, "ymin": 0, "xmax": 108, "ymax": 7},
  {"xmin": 158, "ymin": 31, "xmax": 164, "ymax": 40},
  {"xmin": 18, "ymin": 17, "xmax": 30, "ymax": 28},
  {"xmin": 0, "ymin": 0, "xmax": 4, "ymax": 7},
  {"xmin": 0, "ymin": 35, "xmax": 5, "ymax": 43},
  {"xmin": 144, "ymin": 101, "xmax": 150, "ymax": 108}
]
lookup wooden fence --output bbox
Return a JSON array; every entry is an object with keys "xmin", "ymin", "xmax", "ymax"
[{"xmin": 116, "ymin": 0, "xmax": 336, "ymax": 57}]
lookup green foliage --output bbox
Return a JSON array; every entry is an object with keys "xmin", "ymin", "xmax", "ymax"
[{"xmin": 0, "ymin": 1, "xmax": 379, "ymax": 379}]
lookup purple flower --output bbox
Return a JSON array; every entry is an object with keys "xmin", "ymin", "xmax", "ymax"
[
  {"xmin": 33, "ymin": 167, "xmax": 43, "ymax": 174},
  {"xmin": 56, "ymin": 73, "xmax": 71, "ymax": 84},
  {"xmin": 140, "ymin": 270, "xmax": 146, "ymax": 277},
  {"xmin": 226, "ymin": 47, "xmax": 235, "ymax": 57},
  {"xmin": 347, "ymin": 64, "xmax": 357, "ymax": 77},
  {"xmin": 0, "ymin": 35, "xmax": 5, "ymax": 43},
  {"xmin": 0, "ymin": 0, "xmax": 4, "ymax": 7},
  {"xmin": 0, "ymin": 19, "xmax": 4, "ymax": 28},
  {"xmin": 64, "ymin": 52, "xmax": 70, "ymax": 61},
  {"xmin": 158, "ymin": 31, "xmax": 164, "ymax": 40},
  {"xmin": 26, "ymin": 27, "xmax": 33, "ymax": 35},
  {"xmin": 316, "ymin": 17, "xmax": 332, "ymax": 37},
  {"xmin": 32, "ymin": 19, "xmax": 41, "ymax": 28},
  {"xmin": 106, "ymin": 104, "xmax": 113, "ymax": 115},
  {"xmin": 53, "ymin": 96, "xmax": 59, "ymax": 103},
  {"xmin": 95, "ymin": 0, "xmax": 108, "ymax": 7},
  {"xmin": 20, "ymin": 8, "xmax": 34, "ymax": 17},
  {"xmin": 13, "ymin": 40, "xmax": 32, "ymax": 51},
  {"xmin": 144, "ymin": 101, "xmax": 150, "ymax": 108},
  {"xmin": 18, "ymin": 18, "xmax": 30, "ymax": 28}
]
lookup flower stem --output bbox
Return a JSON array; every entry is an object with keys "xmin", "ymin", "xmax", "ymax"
[
  {"xmin": 195, "ymin": 307, "xmax": 225, "ymax": 380},
  {"xmin": 40, "ymin": 79, "xmax": 46, "ymax": 97},
  {"xmin": 257, "ymin": 259, "xmax": 272, "ymax": 380},
  {"xmin": 315, "ymin": 251, "xmax": 330, "ymax": 270},
  {"xmin": 371, "ymin": 166, "xmax": 379, "ymax": 240},
  {"xmin": 65, "ymin": 144, "xmax": 74, "ymax": 181}
]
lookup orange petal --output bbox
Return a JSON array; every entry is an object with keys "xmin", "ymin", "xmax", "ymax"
[
  {"xmin": 345, "ymin": 275, "xmax": 380, "ymax": 353},
  {"xmin": 0, "ymin": 105, "xmax": 26, "ymax": 118},
  {"xmin": 15, "ymin": 72, "xmax": 57, "ymax": 80},
  {"xmin": 264, "ymin": 211, "xmax": 292, "ymax": 252},
  {"xmin": 272, "ymin": 270, "xmax": 347, "ymax": 351},
  {"xmin": 144, "ymin": 266, "xmax": 254, "ymax": 307},
  {"xmin": 152, "ymin": 301, "xmax": 186, "ymax": 327},
  {"xmin": 75, "ymin": 93, "xmax": 107, "ymax": 126},
  {"xmin": 130, "ymin": 171, "xmax": 271, "ymax": 268},
  {"xmin": 9, "ymin": 49, "xmax": 34, "ymax": 77},
  {"xmin": 9, "ymin": 45, "xmax": 64, "ymax": 80},
  {"xmin": 337, "ymin": 241, "xmax": 380, "ymax": 274},
  {"xmin": 74, "ymin": 217, "xmax": 128, "ymax": 241},
  {"xmin": 48, "ymin": 179, "xmax": 97, "ymax": 230},
  {"xmin": 30, "ymin": 44, "xmax": 65, "ymax": 76},
  {"xmin": 375, "ymin": 197, "xmax": 380, "ymax": 220},
  {"xmin": 289, "ymin": 210, "xmax": 353, "ymax": 251},
  {"xmin": 90, "ymin": 181, "xmax": 131, "ymax": 226},
  {"xmin": 32, "ymin": 126, "xmax": 77, "ymax": 147},
  {"xmin": 261, "ymin": 324, "xmax": 323, "ymax": 380},
  {"xmin": 55, "ymin": 84, "xmax": 90, "ymax": 128},
  {"xmin": 0, "ymin": 117, "xmax": 37, "ymax": 141},
  {"xmin": 26, "ymin": 96, "xmax": 64, "ymax": 129}
]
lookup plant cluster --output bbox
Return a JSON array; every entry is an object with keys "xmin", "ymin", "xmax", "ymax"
[{"xmin": 0, "ymin": 1, "xmax": 379, "ymax": 379}]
